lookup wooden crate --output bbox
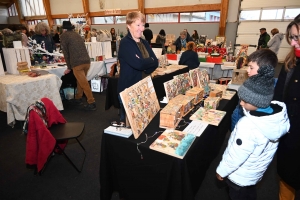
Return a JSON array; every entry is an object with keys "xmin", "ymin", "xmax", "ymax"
[
  {"xmin": 169, "ymin": 94, "xmax": 194, "ymax": 117},
  {"xmin": 231, "ymin": 68, "xmax": 248, "ymax": 85},
  {"xmin": 204, "ymin": 97, "xmax": 221, "ymax": 110},
  {"xmin": 160, "ymin": 104, "xmax": 182, "ymax": 129},
  {"xmin": 185, "ymin": 87, "xmax": 204, "ymax": 105},
  {"xmin": 209, "ymin": 90, "xmax": 223, "ymax": 98}
]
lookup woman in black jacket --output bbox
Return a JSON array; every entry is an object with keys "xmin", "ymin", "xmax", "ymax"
[
  {"xmin": 273, "ymin": 14, "xmax": 300, "ymax": 200},
  {"xmin": 178, "ymin": 41, "xmax": 199, "ymax": 70}
]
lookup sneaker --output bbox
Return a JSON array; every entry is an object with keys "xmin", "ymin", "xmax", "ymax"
[
  {"xmin": 70, "ymin": 98, "xmax": 83, "ymax": 106},
  {"xmin": 84, "ymin": 102, "xmax": 97, "ymax": 111}
]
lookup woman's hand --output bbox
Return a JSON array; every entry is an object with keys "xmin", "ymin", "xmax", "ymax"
[
  {"xmin": 216, "ymin": 173, "xmax": 224, "ymax": 181},
  {"xmin": 64, "ymin": 69, "xmax": 71, "ymax": 74}
]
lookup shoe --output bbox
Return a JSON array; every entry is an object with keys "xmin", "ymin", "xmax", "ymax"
[
  {"xmin": 84, "ymin": 102, "xmax": 97, "ymax": 111},
  {"xmin": 70, "ymin": 98, "xmax": 83, "ymax": 106}
]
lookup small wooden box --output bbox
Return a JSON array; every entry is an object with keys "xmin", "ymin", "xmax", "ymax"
[
  {"xmin": 160, "ymin": 104, "xmax": 182, "ymax": 129},
  {"xmin": 209, "ymin": 90, "xmax": 223, "ymax": 98},
  {"xmin": 231, "ymin": 68, "xmax": 248, "ymax": 85},
  {"xmin": 204, "ymin": 97, "xmax": 220, "ymax": 110},
  {"xmin": 169, "ymin": 94, "xmax": 194, "ymax": 117},
  {"xmin": 185, "ymin": 87, "xmax": 204, "ymax": 105}
]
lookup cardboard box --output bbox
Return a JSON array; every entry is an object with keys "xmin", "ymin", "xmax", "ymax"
[{"xmin": 204, "ymin": 97, "xmax": 220, "ymax": 110}]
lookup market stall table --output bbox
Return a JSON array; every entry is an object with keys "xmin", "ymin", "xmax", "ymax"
[
  {"xmin": 0, "ymin": 73, "xmax": 63, "ymax": 125},
  {"xmin": 35, "ymin": 61, "xmax": 106, "ymax": 81},
  {"xmin": 104, "ymin": 67, "xmax": 189, "ymax": 110},
  {"xmin": 100, "ymin": 91, "xmax": 238, "ymax": 200},
  {"xmin": 168, "ymin": 59, "xmax": 235, "ymax": 80}
]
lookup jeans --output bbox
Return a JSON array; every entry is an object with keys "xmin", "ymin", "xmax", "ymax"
[{"xmin": 72, "ymin": 64, "xmax": 95, "ymax": 104}]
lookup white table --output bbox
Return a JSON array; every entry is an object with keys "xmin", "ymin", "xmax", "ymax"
[
  {"xmin": 0, "ymin": 74, "xmax": 63, "ymax": 125},
  {"xmin": 168, "ymin": 59, "xmax": 235, "ymax": 80},
  {"xmin": 34, "ymin": 61, "xmax": 107, "ymax": 81}
]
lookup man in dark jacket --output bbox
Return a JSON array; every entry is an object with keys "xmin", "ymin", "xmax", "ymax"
[
  {"xmin": 60, "ymin": 21, "xmax": 96, "ymax": 111},
  {"xmin": 257, "ymin": 28, "xmax": 270, "ymax": 50},
  {"xmin": 143, "ymin": 23, "xmax": 153, "ymax": 44}
]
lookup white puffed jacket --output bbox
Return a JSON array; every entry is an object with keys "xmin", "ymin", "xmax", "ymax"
[{"xmin": 216, "ymin": 101, "xmax": 290, "ymax": 186}]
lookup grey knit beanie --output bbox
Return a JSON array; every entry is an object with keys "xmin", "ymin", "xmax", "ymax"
[{"xmin": 238, "ymin": 65, "xmax": 275, "ymax": 108}]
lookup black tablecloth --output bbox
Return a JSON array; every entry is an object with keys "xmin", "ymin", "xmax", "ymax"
[
  {"xmin": 105, "ymin": 67, "xmax": 189, "ymax": 110},
  {"xmin": 100, "ymin": 92, "xmax": 238, "ymax": 200}
]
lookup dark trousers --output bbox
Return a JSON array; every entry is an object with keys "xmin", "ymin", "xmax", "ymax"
[
  {"xmin": 118, "ymin": 95, "xmax": 125, "ymax": 122},
  {"xmin": 226, "ymin": 179, "xmax": 257, "ymax": 200}
]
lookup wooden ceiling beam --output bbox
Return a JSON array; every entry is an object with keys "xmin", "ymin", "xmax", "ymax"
[
  {"xmin": 138, "ymin": 0, "xmax": 144, "ymax": 14},
  {"xmin": 219, "ymin": 0, "xmax": 229, "ymax": 36},
  {"xmin": 43, "ymin": 0, "xmax": 53, "ymax": 27},
  {"xmin": 82, "ymin": 0, "xmax": 91, "ymax": 25}
]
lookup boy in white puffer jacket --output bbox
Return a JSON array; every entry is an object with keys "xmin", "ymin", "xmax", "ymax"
[{"xmin": 216, "ymin": 53, "xmax": 290, "ymax": 200}]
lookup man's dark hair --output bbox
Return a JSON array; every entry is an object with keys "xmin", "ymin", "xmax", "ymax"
[
  {"xmin": 247, "ymin": 49, "xmax": 278, "ymax": 69},
  {"xmin": 145, "ymin": 23, "xmax": 149, "ymax": 28}
]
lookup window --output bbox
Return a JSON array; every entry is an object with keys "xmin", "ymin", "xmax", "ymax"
[
  {"xmin": 115, "ymin": 16, "xmax": 126, "ymax": 24},
  {"xmin": 8, "ymin": 3, "xmax": 17, "ymax": 16},
  {"xmin": 20, "ymin": 0, "xmax": 45, "ymax": 17},
  {"xmin": 180, "ymin": 12, "xmax": 220, "ymax": 22},
  {"xmin": 240, "ymin": 7, "xmax": 300, "ymax": 21},
  {"xmin": 146, "ymin": 13, "xmax": 178, "ymax": 23},
  {"xmin": 284, "ymin": 8, "xmax": 300, "ymax": 19},
  {"xmin": 145, "ymin": 12, "xmax": 220, "ymax": 23},
  {"xmin": 261, "ymin": 9, "xmax": 283, "ymax": 20},
  {"xmin": 240, "ymin": 10, "xmax": 260, "ymax": 21},
  {"xmin": 92, "ymin": 17, "xmax": 114, "ymax": 24}
]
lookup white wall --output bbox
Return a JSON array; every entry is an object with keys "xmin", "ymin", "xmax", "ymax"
[
  {"xmin": 89, "ymin": 0, "xmax": 138, "ymax": 12},
  {"xmin": 145, "ymin": 0, "xmax": 221, "ymax": 8},
  {"xmin": 50, "ymin": 0, "xmax": 83, "ymax": 15}
]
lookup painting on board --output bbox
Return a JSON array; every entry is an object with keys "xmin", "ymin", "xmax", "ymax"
[
  {"xmin": 150, "ymin": 130, "xmax": 196, "ymax": 159},
  {"xmin": 163, "ymin": 79, "xmax": 178, "ymax": 102},
  {"xmin": 173, "ymin": 72, "xmax": 191, "ymax": 95},
  {"xmin": 189, "ymin": 68, "xmax": 200, "ymax": 88},
  {"xmin": 120, "ymin": 76, "xmax": 160, "ymax": 139}
]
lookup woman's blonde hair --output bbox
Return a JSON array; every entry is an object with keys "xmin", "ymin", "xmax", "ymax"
[
  {"xmin": 186, "ymin": 41, "xmax": 196, "ymax": 51},
  {"xmin": 126, "ymin": 11, "xmax": 145, "ymax": 25},
  {"xmin": 284, "ymin": 15, "xmax": 300, "ymax": 71},
  {"xmin": 35, "ymin": 22, "xmax": 50, "ymax": 35}
]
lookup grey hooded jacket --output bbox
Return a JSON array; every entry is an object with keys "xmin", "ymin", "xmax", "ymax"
[{"xmin": 267, "ymin": 33, "xmax": 284, "ymax": 55}]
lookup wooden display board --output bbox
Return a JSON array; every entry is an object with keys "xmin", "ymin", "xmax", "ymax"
[
  {"xmin": 163, "ymin": 79, "xmax": 178, "ymax": 102},
  {"xmin": 189, "ymin": 68, "xmax": 200, "ymax": 88},
  {"xmin": 190, "ymin": 107, "xmax": 226, "ymax": 126},
  {"xmin": 150, "ymin": 130, "xmax": 196, "ymax": 159},
  {"xmin": 173, "ymin": 72, "xmax": 191, "ymax": 95},
  {"xmin": 120, "ymin": 76, "xmax": 160, "ymax": 139}
]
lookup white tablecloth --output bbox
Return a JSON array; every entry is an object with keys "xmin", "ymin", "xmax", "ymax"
[
  {"xmin": 0, "ymin": 74, "xmax": 63, "ymax": 125},
  {"xmin": 34, "ymin": 61, "xmax": 106, "ymax": 81}
]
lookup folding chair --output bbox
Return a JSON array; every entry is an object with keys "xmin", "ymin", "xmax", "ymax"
[{"xmin": 25, "ymin": 97, "xmax": 86, "ymax": 175}]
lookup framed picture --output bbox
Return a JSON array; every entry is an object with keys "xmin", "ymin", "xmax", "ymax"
[{"xmin": 216, "ymin": 36, "xmax": 226, "ymax": 44}]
